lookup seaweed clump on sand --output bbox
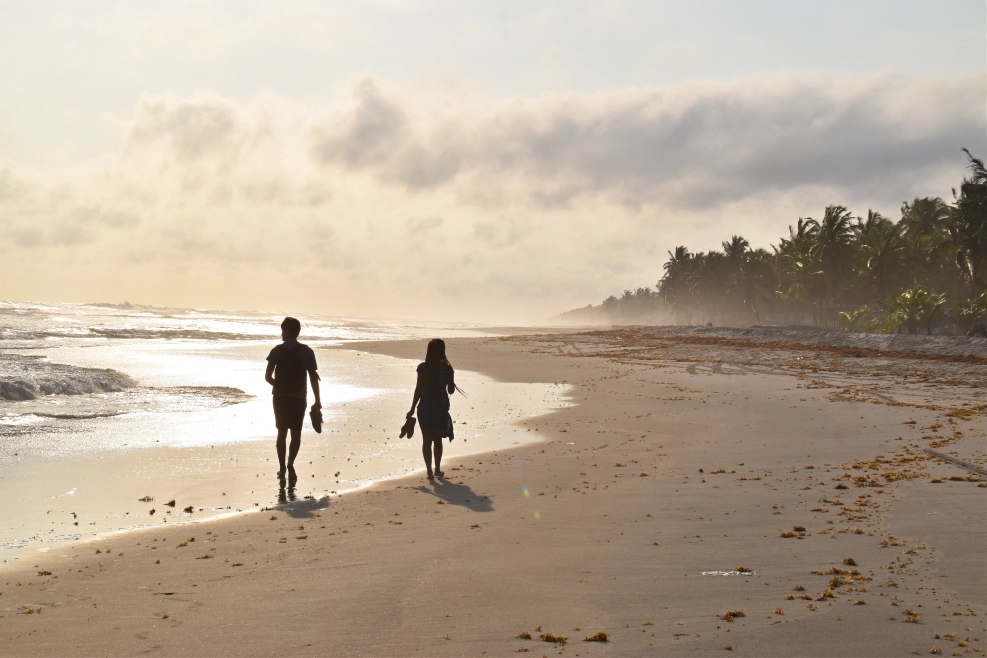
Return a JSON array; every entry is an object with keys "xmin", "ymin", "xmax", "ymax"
[{"xmin": 540, "ymin": 632, "xmax": 567, "ymax": 645}]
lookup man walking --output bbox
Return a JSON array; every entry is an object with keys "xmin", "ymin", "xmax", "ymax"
[{"xmin": 265, "ymin": 317, "xmax": 321, "ymax": 481}]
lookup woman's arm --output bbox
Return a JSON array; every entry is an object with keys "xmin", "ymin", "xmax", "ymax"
[
  {"xmin": 408, "ymin": 371, "xmax": 423, "ymax": 417},
  {"xmin": 447, "ymin": 371, "xmax": 456, "ymax": 395}
]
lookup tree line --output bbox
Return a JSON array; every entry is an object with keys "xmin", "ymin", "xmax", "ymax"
[{"xmin": 559, "ymin": 150, "xmax": 986, "ymax": 334}]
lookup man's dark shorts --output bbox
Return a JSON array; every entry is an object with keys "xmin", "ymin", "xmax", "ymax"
[{"xmin": 273, "ymin": 396, "xmax": 306, "ymax": 432}]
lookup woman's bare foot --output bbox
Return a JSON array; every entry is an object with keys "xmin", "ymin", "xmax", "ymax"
[
  {"xmin": 434, "ymin": 471, "xmax": 444, "ymax": 478},
  {"xmin": 287, "ymin": 466, "xmax": 297, "ymax": 481},
  {"xmin": 276, "ymin": 470, "xmax": 285, "ymax": 479},
  {"xmin": 426, "ymin": 471, "xmax": 435, "ymax": 480}
]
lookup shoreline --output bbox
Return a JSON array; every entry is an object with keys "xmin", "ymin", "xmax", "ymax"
[
  {"xmin": 0, "ymin": 345, "xmax": 568, "ymax": 566},
  {"xmin": 1, "ymin": 333, "xmax": 984, "ymax": 656}
]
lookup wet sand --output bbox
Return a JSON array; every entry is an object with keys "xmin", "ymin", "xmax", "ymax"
[
  {"xmin": 0, "ymin": 347, "xmax": 567, "ymax": 563},
  {"xmin": 1, "ymin": 331, "xmax": 984, "ymax": 656}
]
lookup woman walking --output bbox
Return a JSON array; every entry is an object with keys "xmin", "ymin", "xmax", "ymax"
[{"xmin": 407, "ymin": 339, "xmax": 457, "ymax": 480}]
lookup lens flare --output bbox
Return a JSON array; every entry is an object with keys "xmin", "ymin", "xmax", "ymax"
[
  {"xmin": 523, "ymin": 487, "xmax": 529, "ymax": 497},
  {"xmin": 534, "ymin": 511, "xmax": 541, "ymax": 520}
]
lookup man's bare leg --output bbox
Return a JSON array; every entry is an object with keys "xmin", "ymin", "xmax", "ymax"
[
  {"xmin": 287, "ymin": 428, "xmax": 302, "ymax": 480},
  {"xmin": 276, "ymin": 428, "xmax": 289, "ymax": 478}
]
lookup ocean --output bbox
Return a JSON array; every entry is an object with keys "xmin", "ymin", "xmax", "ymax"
[{"xmin": 0, "ymin": 301, "xmax": 570, "ymax": 563}]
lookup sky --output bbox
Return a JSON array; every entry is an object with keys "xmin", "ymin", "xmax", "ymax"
[{"xmin": 0, "ymin": 0, "xmax": 984, "ymax": 322}]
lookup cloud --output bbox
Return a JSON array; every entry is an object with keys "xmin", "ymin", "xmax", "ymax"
[
  {"xmin": 121, "ymin": 94, "xmax": 330, "ymax": 208},
  {"xmin": 127, "ymin": 96, "xmax": 242, "ymax": 161},
  {"xmin": 0, "ymin": 72, "xmax": 983, "ymax": 320},
  {"xmin": 310, "ymin": 72, "xmax": 985, "ymax": 210},
  {"xmin": 311, "ymin": 79, "xmax": 462, "ymax": 189}
]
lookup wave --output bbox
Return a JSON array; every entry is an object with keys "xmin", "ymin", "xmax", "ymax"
[
  {"xmin": 0, "ymin": 384, "xmax": 252, "ymax": 439},
  {"xmin": 84, "ymin": 301, "xmax": 270, "ymax": 317},
  {"xmin": 156, "ymin": 386, "xmax": 253, "ymax": 406},
  {"xmin": 0, "ymin": 410, "xmax": 128, "ymax": 423},
  {"xmin": 32, "ymin": 411, "xmax": 129, "ymax": 420},
  {"xmin": 0, "ymin": 327, "xmax": 266, "ymax": 342},
  {"xmin": 0, "ymin": 327, "xmax": 362, "ymax": 343},
  {"xmin": 86, "ymin": 327, "xmax": 265, "ymax": 341},
  {"xmin": 0, "ymin": 355, "xmax": 138, "ymax": 401}
]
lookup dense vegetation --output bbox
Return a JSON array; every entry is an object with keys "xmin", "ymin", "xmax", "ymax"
[{"xmin": 560, "ymin": 150, "xmax": 986, "ymax": 334}]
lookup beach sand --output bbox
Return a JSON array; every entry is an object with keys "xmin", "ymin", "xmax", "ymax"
[{"xmin": 2, "ymin": 331, "xmax": 984, "ymax": 656}]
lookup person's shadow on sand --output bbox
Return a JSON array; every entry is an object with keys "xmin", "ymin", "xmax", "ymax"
[
  {"xmin": 275, "ymin": 481, "xmax": 331, "ymax": 518},
  {"xmin": 413, "ymin": 480, "xmax": 493, "ymax": 512}
]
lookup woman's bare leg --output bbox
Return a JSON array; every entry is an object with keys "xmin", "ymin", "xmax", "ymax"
[
  {"xmin": 421, "ymin": 428, "xmax": 438, "ymax": 478},
  {"xmin": 433, "ymin": 439, "xmax": 443, "ymax": 476}
]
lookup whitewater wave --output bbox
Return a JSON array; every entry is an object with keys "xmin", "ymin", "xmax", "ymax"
[
  {"xmin": 31, "ymin": 411, "xmax": 129, "ymax": 420},
  {"xmin": 0, "ymin": 354, "xmax": 138, "ymax": 401},
  {"xmin": 0, "ymin": 327, "xmax": 272, "ymax": 342},
  {"xmin": 0, "ymin": 383, "xmax": 253, "ymax": 440},
  {"xmin": 155, "ymin": 386, "xmax": 253, "ymax": 407},
  {"xmin": 87, "ymin": 327, "xmax": 266, "ymax": 341}
]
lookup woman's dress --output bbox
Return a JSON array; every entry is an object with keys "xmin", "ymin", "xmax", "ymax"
[{"xmin": 416, "ymin": 361, "xmax": 454, "ymax": 439}]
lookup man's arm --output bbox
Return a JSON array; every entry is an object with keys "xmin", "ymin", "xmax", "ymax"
[
  {"xmin": 265, "ymin": 361, "xmax": 276, "ymax": 387},
  {"xmin": 309, "ymin": 370, "xmax": 321, "ymax": 407}
]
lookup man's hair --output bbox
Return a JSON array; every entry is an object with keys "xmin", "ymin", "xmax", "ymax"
[{"xmin": 281, "ymin": 316, "xmax": 301, "ymax": 339}]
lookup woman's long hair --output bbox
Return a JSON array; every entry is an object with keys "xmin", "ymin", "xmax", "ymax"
[
  {"xmin": 423, "ymin": 339, "xmax": 449, "ymax": 394},
  {"xmin": 423, "ymin": 338, "xmax": 465, "ymax": 398}
]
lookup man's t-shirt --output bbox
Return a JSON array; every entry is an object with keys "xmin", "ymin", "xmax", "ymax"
[{"xmin": 267, "ymin": 341, "xmax": 318, "ymax": 400}]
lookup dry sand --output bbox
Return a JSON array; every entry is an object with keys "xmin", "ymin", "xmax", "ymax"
[{"xmin": 2, "ymin": 330, "xmax": 985, "ymax": 656}]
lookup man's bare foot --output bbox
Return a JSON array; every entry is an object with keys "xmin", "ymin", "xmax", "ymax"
[{"xmin": 276, "ymin": 470, "xmax": 285, "ymax": 479}]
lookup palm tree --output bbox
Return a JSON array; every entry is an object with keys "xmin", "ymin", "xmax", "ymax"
[
  {"xmin": 778, "ymin": 217, "xmax": 816, "ymax": 258},
  {"xmin": 839, "ymin": 307, "xmax": 872, "ymax": 332},
  {"xmin": 639, "ymin": 149, "xmax": 981, "ymax": 328},
  {"xmin": 721, "ymin": 236, "xmax": 750, "ymax": 322},
  {"xmin": 951, "ymin": 291, "xmax": 987, "ymax": 332},
  {"xmin": 950, "ymin": 149, "xmax": 987, "ymax": 298},
  {"xmin": 858, "ymin": 220, "xmax": 907, "ymax": 298},
  {"xmin": 615, "ymin": 287, "xmax": 662, "ymax": 324},
  {"xmin": 915, "ymin": 287, "xmax": 948, "ymax": 335},
  {"xmin": 878, "ymin": 286, "xmax": 945, "ymax": 334},
  {"xmin": 658, "ymin": 247, "xmax": 695, "ymax": 324},
  {"xmin": 808, "ymin": 206, "xmax": 856, "ymax": 317},
  {"xmin": 739, "ymin": 248, "xmax": 777, "ymax": 324},
  {"xmin": 722, "ymin": 235, "xmax": 750, "ymax": 261},
  {"xmin": 774, "ymin": 218, "xmax": 821, "ymax": 325},
  {"xmin": 900, "ymin": 197, "xmax": 950, "ymax": 237},
  {"xmin": 663, "ymin": 246, "xmax": 692, "ymax": 273},
  {"xmin": 855, "ymin": 209, "xmax": 892, "ymax": 237},
  {"xmin": 877, "ymin": 290, "xmax": 918, "ymax": 334},
  {"xmin": 689, "ymin": 251, "xmax": 729, "ymax": 324},
  {"xmin": 601, "ymin": 295, "xmax": 620, "ymax": 325},
  {"xmin": 776, "ymin": 252, "xmax": 821, "ymax": 325}
]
